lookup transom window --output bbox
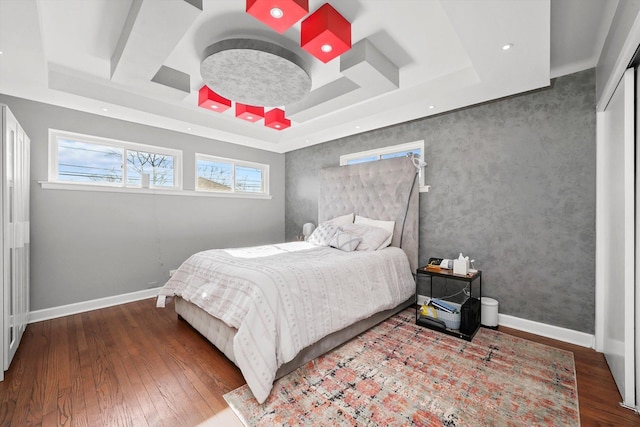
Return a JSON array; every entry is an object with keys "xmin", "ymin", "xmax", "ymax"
[
  {"xmin": 340, "ymin": 140, "xmax": 428, "ymax": 191},
  {"xmin": 196, "ymin": 154, "xmax": 269, "ymax": 195},
  {"xmin": 49, "ymin": 130, "xmax": 182, "ymax": 189}
]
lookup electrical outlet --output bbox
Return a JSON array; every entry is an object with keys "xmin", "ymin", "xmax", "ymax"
[
  {"xmin": 147, "ymin": 281, "xmax": 158, "ymax": 289},
  {"xmin": 169, "ymin": 269, "xmax": 177, "ymax": 277}
]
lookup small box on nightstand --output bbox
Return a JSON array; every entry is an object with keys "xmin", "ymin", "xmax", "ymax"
[{"xmin": 453, "ymin": 258, "xmax": 469, "ymax": 275}]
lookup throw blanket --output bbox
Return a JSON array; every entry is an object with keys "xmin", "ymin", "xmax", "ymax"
[{"xmin": 157, "ymin": 243, "xmax": 414, "ymax": 403}]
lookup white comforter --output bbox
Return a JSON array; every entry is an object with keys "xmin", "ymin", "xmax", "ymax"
[{"xmin": 157, "ymin": 242, "xmax": 414, "ymax": 403}]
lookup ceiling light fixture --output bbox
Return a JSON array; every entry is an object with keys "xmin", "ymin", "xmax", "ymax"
[
  {"xmin": 502, "ymin": 43, "xmax": 513, "ymax": 51},
  {"xmin": 429, "ymin": 105, "xmax": 435, "ymax": 109},
  {"xmin": 236, "ymin": 103, "xmax": 265, "ymax": 122},
  {"xmin": 201, "ymin": 39, "xmax": 311, "ymax": 106},
  {"xmin": 246, "ymin": 0, "xmax": 309, "ymax": 33},
  {"xmin": 265, "ymin": 108, "xmax": 291, "ymax": 130},
  {"xmin": 198, "ymin": 85, "xmax": 232, "ymax": 112},
  {"xmin": 301, "ymin": 3, "xmax": 351, "ymax": 63}
]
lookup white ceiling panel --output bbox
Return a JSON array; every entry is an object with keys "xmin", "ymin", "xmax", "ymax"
[{"xmin": 0, "ymin": 0, "xmax": 618, "ymax": 153}]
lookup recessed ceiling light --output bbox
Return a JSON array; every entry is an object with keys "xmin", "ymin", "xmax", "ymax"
[
  {"xmin": 502, "ymin": 43, "xmax": 513, "ymax": 51},
  {"xmin": 429, "ymin": 105, "xmax": 435, "ymax": 109},
  {"xmin": 0, "ymin": 51, "xmax": 4, "ymax": 55},
  {"xmin": 247, "ymin": 116, "xmax": 253, "ymax": 120},
  {"xmin": 355, "ymin": 125, "xmax": 360, "ymax": 129},
  {"xmin": 211, "ymin": 105, "xmax": 218, "ymax": 109},
  {"xmin": 270, "ymin": 7, "xmax": 284, "ymax": 18},
  {"xmin": 101, "ymin": 107, "xmax": 108, "ymax": 112},
  {"xmin": 320, "ymin": 44, "xmax": 333, "ymax": 53},
  {"xmin": 187, "ymin": 127, "xmax": 192, "ymax": 130},
  {"xmin": 275, "ymin": 124, "xmax": 281, "ymax": 128}
]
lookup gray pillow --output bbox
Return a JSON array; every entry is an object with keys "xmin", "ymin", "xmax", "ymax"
[
  {"xmin": 341, "ymin": 223, "xmax": 393, "ymax": 251},
  {"xmin": 307, "ymin": 223, "xmax": 340, "ymax": 246},
  {"xmin": 329, "ymin": 232, "xmax": 362, "ymax": 252}
]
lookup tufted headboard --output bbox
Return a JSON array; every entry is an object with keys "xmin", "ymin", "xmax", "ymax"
[{"xmin": 318, "ymin": 156, "xmax": 419, "ymax": 273}]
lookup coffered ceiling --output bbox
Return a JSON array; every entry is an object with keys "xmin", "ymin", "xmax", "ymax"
[{"xmin": 0, "ymin": 0, "xmax": 617, "ymax": 153}]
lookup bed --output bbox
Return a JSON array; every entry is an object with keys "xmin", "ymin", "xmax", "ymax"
[{"xmin": 157, "ymin": 156, "xmax": 419, "ymax": 403}]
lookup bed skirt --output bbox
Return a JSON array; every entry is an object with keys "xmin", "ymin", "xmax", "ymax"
[{"xmin": 174, "ymin": 296, "xmax": 414, "ymax": 380}]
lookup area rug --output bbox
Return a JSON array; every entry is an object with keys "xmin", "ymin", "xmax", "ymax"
[{"xmin": 224, "ymin": 309, "xmax": 580, "ymax": 426}]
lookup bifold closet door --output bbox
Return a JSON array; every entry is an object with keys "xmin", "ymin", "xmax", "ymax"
[
  {"xmin": 598, "ymin": 67, "xmax": 636, "ymax": 409},
  {"xmin": 2, "ymin": 106, "xmax": 29, "ymax": 371}
]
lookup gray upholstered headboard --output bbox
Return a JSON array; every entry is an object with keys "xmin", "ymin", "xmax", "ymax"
[{"xmin": 318, "ymin": 156, "xmax": 419, "ymax": 273}]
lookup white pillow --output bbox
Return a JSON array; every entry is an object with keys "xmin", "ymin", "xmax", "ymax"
[
  {"xmin": 341, "ymin": 223, "xmax": 393, "ymax": 251},
  {"xmin": 354, "ymin": 215, "xmax": 395, "ymax": 249},
  {"xmin": 329, "ymin": 232, "xmax": 361, "ymax": 252},
  {"xmin": 323, "ymin": 213, "xmax": 354, "ymax": 227},
  {"xmin": 307, "ymin": 223, "xmax": 340, "ymax": 246}
]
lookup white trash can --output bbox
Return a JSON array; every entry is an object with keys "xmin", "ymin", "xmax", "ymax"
[{"xmin": 481, "ymin": 297, "xmax": 499, "ymax": 327}]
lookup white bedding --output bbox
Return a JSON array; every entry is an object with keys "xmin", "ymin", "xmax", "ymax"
[{"xmin": 157, "ymin": 242, "xmax": 414, "ymax": 403}]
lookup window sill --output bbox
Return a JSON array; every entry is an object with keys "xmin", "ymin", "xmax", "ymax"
[{"xmin": 39, "ymin": 181, "xmax": 273, "ymax": 199}]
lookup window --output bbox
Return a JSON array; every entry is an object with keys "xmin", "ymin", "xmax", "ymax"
[
  {"xmin": 340, "ymin": 141, "xmax": 429, "ymax": 191},
  {"xmin": 49, "ymin": 130, "xmax": 182, "ymax": 190},
  {"xmin": 196, "ymin": 154, "xmax": 269, "ymax": 195}
]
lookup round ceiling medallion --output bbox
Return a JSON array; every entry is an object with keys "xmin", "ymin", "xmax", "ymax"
[{"xmin": 200, "ymin": 39, "xmax": 311, "ymax": 107}]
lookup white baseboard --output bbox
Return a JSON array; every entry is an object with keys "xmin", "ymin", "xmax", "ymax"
[
  {"xmin": 498, "ymin": 313, "xmax": 595, "ymax": 349},
  {"xmin": 28, "ymin": 288, "xmax": 160, "ymax": 324}
]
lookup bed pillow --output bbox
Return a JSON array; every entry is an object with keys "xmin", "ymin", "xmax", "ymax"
[
  {"xmin": 341, "ymin": 223, "xmax": 393, "ymax": 251},
  {"xmin": 354, "ymin": 215, "xmax": 395, "ymax": 249},
  {"xmin": 329, "ymin": 231, "xmax": 361, "ymax": 252},
  {"xmin": 323, "ymin": 213, "xmax": 354, "ymax": 226},
  {"xmin": 307, "ymin": 223, "xmax": 341, "ymax": 246}
]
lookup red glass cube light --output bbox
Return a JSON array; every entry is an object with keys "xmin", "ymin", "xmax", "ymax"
[
  {"xmin": 264, "ymin": 108, "xmax": 291, "ymax": 130},
  {"xmin": 198, "ymin": 85, "xmax": 231, "ymax": 112},
  {"xmin": 301, "ymin": 3, "xmax": 351, "ymax": 63},
  {"xmin": 236, "ymin": 103, "xmax": 265, "ymax": 122},
  {"xmin": 246, "ymin": 0, "xmax": 309, "ymax": 34}
]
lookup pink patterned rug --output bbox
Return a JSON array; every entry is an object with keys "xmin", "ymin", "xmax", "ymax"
[{"xmin": 224, "ymin": 309, "xmax": 579, "ymax": 426}]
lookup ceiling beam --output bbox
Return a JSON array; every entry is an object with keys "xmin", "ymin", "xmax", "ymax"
[
  {"xmin": 288, "ymin": 39, "xmax": 399, "ymax": 121},
  {"xmin": 110, "ymin": 0, "xmax": 201, "ymax": 84}
]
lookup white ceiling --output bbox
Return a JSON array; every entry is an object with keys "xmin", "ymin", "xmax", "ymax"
[{"xmin": 0, "ymin": 0, "xmax": 618, "ymax": 153}]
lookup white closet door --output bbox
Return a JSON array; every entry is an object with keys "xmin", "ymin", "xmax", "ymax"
[
  {"xmin": 598, "ymin": 67, "xmax": 635, "ymax": 408},
  {"xmin": 3, "ymin": 108, "xmax": 18, "ymax": 369},
  {"xmin": 636, "ymin": 67, "xmax": 640, "ymax": 413},
  {"xmin": 0, "ymin": 106, "xmax": 29, "ymax": 379}
]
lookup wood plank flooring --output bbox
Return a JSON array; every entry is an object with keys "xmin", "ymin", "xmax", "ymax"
[{"xmin": 1, "ymin": 298, "xmax": 638, "ymax": 426}]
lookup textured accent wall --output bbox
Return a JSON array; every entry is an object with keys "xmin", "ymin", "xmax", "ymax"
[{"xmin": 286, "ymin": 69, "xmax": 596, "ymax": 333}]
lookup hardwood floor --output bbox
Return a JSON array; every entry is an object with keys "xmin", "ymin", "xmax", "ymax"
[{"xmin": 0, "ymin": 298, "xmax": 638, "ymax": 426}]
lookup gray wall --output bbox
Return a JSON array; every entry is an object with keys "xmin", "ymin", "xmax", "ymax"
[
  {"xmin": 286, "ymin": 69, "xmax": 596, "ymax": 333},
  {"xmin": 0, "ymin": 94, "xmax": 285, "ymax": 311}
]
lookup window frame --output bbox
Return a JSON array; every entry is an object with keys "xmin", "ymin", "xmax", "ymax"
[
  {"xmin": 339, "ymin": 140, "xmax": 429, "ymax": 192},
  {"xmin": 195, "ymin": 153, "xmax": 270, "ymax": 196},
  {"xmin": 48, "ymin": 129, "xmax": 183, "ymax": 190}
]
